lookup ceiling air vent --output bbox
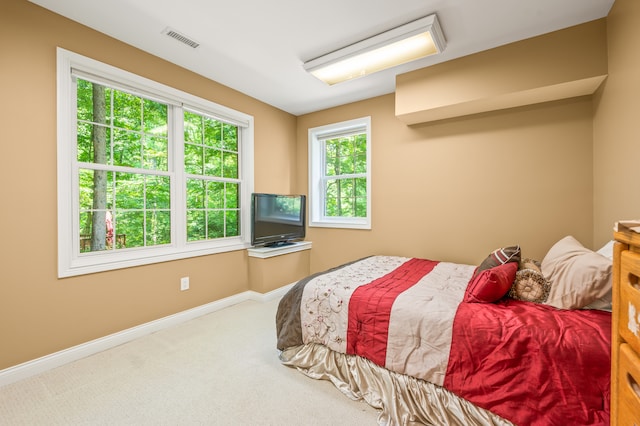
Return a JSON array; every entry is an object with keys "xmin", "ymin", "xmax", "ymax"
[{"xmin": 162, "ymin": 27, "xmax": 200, "ymax": 49}]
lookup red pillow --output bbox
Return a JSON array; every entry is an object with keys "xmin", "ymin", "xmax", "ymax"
[{"xmin": 464, "ymin": 262, "xmax": 518, "ymax": 303}]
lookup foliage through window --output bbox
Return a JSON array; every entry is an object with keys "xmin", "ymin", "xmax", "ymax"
[
  {"xmin": 183, "ymin": 111, "xmax": 241, "ymax": 241},
  {"xmin": 57, "ymin": 48, "xmax": 254, "ymax": 277},
  {"xmin": 77, "ymin": 79, "xmax": 172, "ymax": 252},
  {"xmin": 308, "ymin": 117, "xmax": 371, "ymax": 229},
  {"xmin": 324, "ymin": 133, "xmax": 368, "ymax": 218}
]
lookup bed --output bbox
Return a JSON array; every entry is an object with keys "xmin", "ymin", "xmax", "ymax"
[{"xmin": 275, "ymin": 236, "xmax": 613, "ymax": 425}]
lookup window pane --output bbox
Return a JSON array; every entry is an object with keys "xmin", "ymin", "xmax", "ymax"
[
  {"xmin": 354, "ymin": 177, "xmax": 367, "ymax": 197},
  {"xmin": 184, "ymin": 144, "xmax": 203, "ymax": 175},
  {"xmin": 113, "ymin": 129, "xmax": 142, "ymax": 168},
  {"xmin": 338, "ymin": 197, "xmax": 355, "ymax": 217},
  {"xmin": 184, "ymin": 111, "xmax": 239, "ymax": 196},
  {"xmin": 204, "ymin": 148, "xmax": 222, "ymax": 177},
  {"xmin": 79, "ymin": 169, "xmax": 95, "ymax": 210},
  {"xmin": 78, "ymin": 210, "xmax": 117, "ymax": 253},
  {"xmin": 146, "ymin": 211, "xmax": 171, "ymax": 246},
  {"xmin": 354, "ymin": 153, "xmax": 366, "ymax": 174},
  {"xmin": 324, "ymin": 179, "xmax": 339, "ymax": 217},
  {"xmin": 339, "ymin": 138, "xmax": 352, "ymax": 155},
  {"xmin": 77, "ymin": 80, "xmax": 168, "ymax": 173},
  {"xmin": 355, "ymin": 197, "xmax": 367, "ymax": 217},
  {"xmin": 77, "ymin": 122, "xmax": 93, "ymax": 163},
  {"xmin": 207, "ymin": 210, "xmax": 224, "ymax": 239},
  {"xmin": 226, "ymin": 210, "xmax": 240, "ymax": 237},
  {"xmin": 115, "ymin": 173, "xmax": 144, "ymax": 210},
  {"xmin": 146, "ymin": 175, "xmax": 170, "ymax": 209},
  {"xmin": 339, "ymin": 179, "xmax": 354, "ymax": 198},
  {"xmin": 78, "ymin": 211, "xmax": 93, "ymax": 253},
  {"xmin": 223, "ymin": 152, "xmax": 238, "ymax": 179},
  {"xmin": 77, "ymin": 124, "xmax": 112, "ymax": 165},
  {"xmin": 324, "ymin": 135, "xmax": 365, "ymax": 177},
  {"xmin": 77, "ymin": 80, "xmax": 112, "ymax": 124},
  {"xmin": 184, "ymin": 111, "xmax": 202, "ymax": 143},
  {"xmin": 325, "ymin": 179, "xmax": 338, "ymax": 198},
  {"xmin": 222, "ymin": 123, "xmax": 238, "ymax": 151},
  {"xmin": 339, "ymin": 155, "xmax": 354, "ymax": 174},
  {"xmin": 187, "ymin": 178, "xmax": 238, "ymax": 242},
  {"xmin": 325, "ymin": 140, "xmax": 338, "ymax": 176},
  {"xmin": 325, "ymin": 140, "xmax": 338, "ymax": 157},
  {"xmin": 207, "ymin": 181, "xmax": 224, "ymax": 209},
  {"xmin": 79, "ymin": 169, "xmax": 115, "ymax": 209},
  {"xmin": 186, "ymin": 179, "xmax": 205, "ymax": 209},
  {"xmin": 325, "ymin": 194, "xmax": 338, "ymax": 216},
  {"xmin": 76, "ymin": 78, "xmax": 94, "ymax": 122},
  {"xmin": 113, "ymin": 91, "xmax": 142, "ymax": 131},
  {"xmin": 144, "ymin": 135, "xmax": 168, "ymax": 171},
  {"xmin": 226, "ymin": 183, "xmax": 239, "ymax": 209},
  {"xmin": 204, "ymin": 117, "xmax": 222, "ymax": 148},
  {"xmin": 79, "ymin": 170, "xmax": 172, "ymax": 252},
  {"xmin": 187, "ymin": 210, "xmax": 206, "ymax": 241},
  {"xmin": 323, "ymin": 177, "xmax": 366, "ymax": 218},
  {"xmin": 117, "ymin": 210, "xmax": 144, "ymax": 248},
  {"xmin": 143, "ymin": 100, "xmax": 167, "ymax": 136},
  {"xmin": 355, "ymin": 135, "xmax": 366, "ymax": 153}
]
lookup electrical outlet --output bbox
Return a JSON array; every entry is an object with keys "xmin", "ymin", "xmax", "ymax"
[{"xmin": 180, "ymin": 276, "xmax": 190, "ymax": 291}]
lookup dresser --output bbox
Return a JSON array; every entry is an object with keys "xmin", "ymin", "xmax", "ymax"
[{"xmin": 612, "ymin": 229, "xmax": 640, "ymax": 424}]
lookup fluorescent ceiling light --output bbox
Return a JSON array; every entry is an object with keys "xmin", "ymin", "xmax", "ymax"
[{"xmin": 304, "ymin": 14, "xmax": 446, "ymax": 85}]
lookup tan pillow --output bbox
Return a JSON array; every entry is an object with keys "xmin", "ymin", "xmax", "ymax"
[
  {"xmin": 541, "ymin": 236, "xmax": 612, "ymax": 310},
  {"xmin": 509, "ymin": 268, "xmax": 550, "ymax": 303}
]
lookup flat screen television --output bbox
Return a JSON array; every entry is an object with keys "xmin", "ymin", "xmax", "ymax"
[{"xmin": 251, "ymin": 193, "xmax": 306, "ymax": 247}]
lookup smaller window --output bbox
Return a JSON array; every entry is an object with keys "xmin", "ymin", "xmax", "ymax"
[{"xmin": 308, "ymin": 117, "xmax": 371, "ymax": 229}]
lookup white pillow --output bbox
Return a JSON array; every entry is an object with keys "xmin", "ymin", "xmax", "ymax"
[
  {"xmin": 596, "ymin": 240, "xmax": 615, "ymax": 260},
  {"xmin": 583, "ymin": 292, "xmax": 612, "ymax": 311},
  {"xmin": 541, "ymin": 236, "xmax": 612, "ymax": 310},
  {"xmin": 583, "ymin": 240, "xmax": 615, "ymax": 311}
]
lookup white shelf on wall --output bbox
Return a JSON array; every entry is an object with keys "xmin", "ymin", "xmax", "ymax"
[{"xmin": 247, "ymin": 241, "xmax": 312, "ymax": 259}]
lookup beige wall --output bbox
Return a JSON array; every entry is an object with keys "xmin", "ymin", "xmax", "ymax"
[
  {"xmin": 297, "ymin": 20, "xmax": 612, "ymax": 274},
  {"xmin": 0, "ymin": 1, "xmax": 296, "ymax": 370},
  {"xmin": 299, "ymin": 95, "xmax": 595, "ymax": 273},
  {"xmin": 593, "ymin": 0, "xmax": 640, "ymax": 246}
]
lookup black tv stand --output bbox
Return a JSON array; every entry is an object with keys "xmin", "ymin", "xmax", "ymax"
[{"xmin": 263, "ymin": 241, "xmax": 295, "ymax": 248}]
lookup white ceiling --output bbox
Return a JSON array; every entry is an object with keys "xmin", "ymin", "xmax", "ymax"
[{"xmin": 29, "ymin": 0, "xmax": 614, "ymax": 116}]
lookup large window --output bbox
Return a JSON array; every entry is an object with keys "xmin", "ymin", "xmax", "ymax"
[
  {"xmin": 308, "ymin": 117, "xmax": 371, "ymax": 229},
  {"xmin": 57, "ymin": 48, "xmax": 254, "ymax": 277}
]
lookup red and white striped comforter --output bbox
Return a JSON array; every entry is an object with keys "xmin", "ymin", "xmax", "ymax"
[{"xmin": 276, "ymin": 256, "xmax": 611, "ymax": 425}]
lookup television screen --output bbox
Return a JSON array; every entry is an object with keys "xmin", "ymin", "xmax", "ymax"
[{"xmin": 251, "ymin": 193, "xmax": 306, "ymax": 247}]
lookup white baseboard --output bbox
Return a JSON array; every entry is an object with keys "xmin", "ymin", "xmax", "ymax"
[{"xmin": 0, "ymin": 284, "xmax": 294, "ymax": 388}]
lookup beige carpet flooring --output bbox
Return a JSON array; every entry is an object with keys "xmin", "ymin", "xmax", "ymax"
[{"xmin": 0, "ymin": 298, "xmax": 380, "ymax": 425}]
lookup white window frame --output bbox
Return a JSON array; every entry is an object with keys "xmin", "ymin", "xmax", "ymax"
[
  {"xmin": 308, "ymin": 117, "xmax": 371, "ymax": 229},
  {"xmin": 57, "ymin": 48, "xmax": 254, "ymax": 278}
]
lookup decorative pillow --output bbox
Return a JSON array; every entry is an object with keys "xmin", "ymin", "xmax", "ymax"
[
  {"xmin": 519, "ymin": 258, "xmax": 541, "ymax": 272},
  {"xmin": 509, "ymin": 268, "xmax": 551, "ymax": 303},
  {"xmin": 465, "ymin": 262, "xmax": 518, "ymax": 303},
  {"xmin": 474, "ymin": 245, "xmax": 521, "ymax": 277},
  {"xmin": 541, "ymin": 236, "xmax": 612, "ymax": 310}
]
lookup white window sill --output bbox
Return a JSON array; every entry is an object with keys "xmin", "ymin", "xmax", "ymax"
[{"xmin": 247, "ymin": 241, "xmax": 312, "ymax": 258}]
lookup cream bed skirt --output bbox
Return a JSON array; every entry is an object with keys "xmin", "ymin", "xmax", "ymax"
[{"xmin": 280, "ymin": 343, "xmax": 512, "ymax": 426}]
